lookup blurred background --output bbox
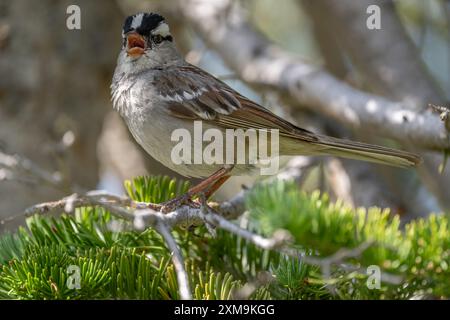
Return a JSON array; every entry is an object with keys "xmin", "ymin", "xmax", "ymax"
[{"xmin": 1, "ymin": 0, "xmax": 449, "ymax": 229}]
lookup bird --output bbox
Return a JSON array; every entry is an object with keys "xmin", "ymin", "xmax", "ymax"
[{"xmin": 111, "ymin": 12, "xmax": 421, "ymax": 211}]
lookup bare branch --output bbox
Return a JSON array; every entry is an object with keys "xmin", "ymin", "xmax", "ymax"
[
  {"xmin": 155, "ymin": 221, "xmax": 192, "ymax": 300},
  {"xmin": 0, "ymin": 148, "xmax": 197, "ymax": 299},
  {"xmin": 301, "ymin": 241, "xmax": 374, "ymax": 266},
  {"xmin": 0, "ymin": 151, "xmax": 63, "ymax": 188},
  {"xmin": 198, "ymin": 203, "xmax": 403, "ymax": 289},
  {"xmin": 430, "ymin": 104, "xmax": 450, "ymax": 122},
  {"xmin": 204, "ymin": 210, "xmax": 291, "ymax": 250},
  {"xmin": 1, "ymin": 147, "xmax": 403, "ymax": 295}
]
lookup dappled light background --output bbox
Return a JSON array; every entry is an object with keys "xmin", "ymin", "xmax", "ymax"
[{"xmin": 1, "ymin": 0, "xmax": 449, "ymax": 230}]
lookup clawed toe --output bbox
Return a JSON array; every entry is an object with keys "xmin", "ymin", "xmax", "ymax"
[
  {"xmin": 134, "ymin": 194, "xmax": 200, "ymax": 214},
  {"xmin": 160, "ymin": 193, "xmax": 198, "ymax": 213},
  {"xmin": 132, "ymin": 192, "xmax": 213, "ymax": 214}
]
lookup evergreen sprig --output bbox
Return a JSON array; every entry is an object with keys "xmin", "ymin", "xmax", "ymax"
[
  {"xmin": 247, "ymin": 181, "xmax": 450, "ymax": 298},
  {"xmin": 0, "ymin": 176, "xmax": 448, "ymax": 299}
]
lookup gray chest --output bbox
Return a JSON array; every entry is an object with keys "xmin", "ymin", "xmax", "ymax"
[{"xmin": 111, "ymin": 72, "xmax": 248, "ymax": 178}]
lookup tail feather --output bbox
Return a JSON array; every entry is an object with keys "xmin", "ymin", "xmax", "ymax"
[{"xmin": 313, "ymin": 135, "xmax": 421, "ymax": 168}]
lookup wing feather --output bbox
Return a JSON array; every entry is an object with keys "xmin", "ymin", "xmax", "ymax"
[
  {"xmin": 159, "ymin": 64, "xmax": 317, "ymax": 142},
  {"xmin": 152, "ymin": 63, "xmax": 421, "ymax": 167}
]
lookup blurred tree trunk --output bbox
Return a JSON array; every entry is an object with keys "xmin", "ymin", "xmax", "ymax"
[{"xmin": 0, "ymin": 0, "xmax": 122, "ymax": 224}]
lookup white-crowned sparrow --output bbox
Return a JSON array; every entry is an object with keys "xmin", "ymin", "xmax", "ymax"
[{"xmin": 111, "ymin": 13, "xmax": 421, "ymax": 208}]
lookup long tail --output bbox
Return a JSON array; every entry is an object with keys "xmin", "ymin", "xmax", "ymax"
[
  {"xmin": 282, "ymin": 134, "xmax": 422, "ymax": 168},
  {"xmin": 312, "ymin": 134, "xmax": 421, "ymax": 167}
]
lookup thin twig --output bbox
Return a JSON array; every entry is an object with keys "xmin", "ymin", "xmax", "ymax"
[
  {"xmin": 300, "ymin": 241, "xmax": 374, "ymax": 266},
  {"xmin": 429, "ymin": 104, "xmax": 450, "ymax": 122},
  {"xmin": 192, "ymin": 201, "xmax": 403, "ymax": 288},
  {"xmin": 155, "ymin": 221, "xmax": 192, "ymax": 300},
  {"xmin": 203, "ymin": 209, "xmax": 291, "ymax": 250},
  {"xmin": 20, "ymin": 191, "xmax": 194, "ymax": 299},
  {"xmin": 0, "ymin": 151, "xmax": 63, "ymax": 189}
]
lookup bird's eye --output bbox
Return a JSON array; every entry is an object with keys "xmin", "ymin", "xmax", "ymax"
[{"xmin": 152, "ymin": 35, "xmax": 163, "ymax": 44}]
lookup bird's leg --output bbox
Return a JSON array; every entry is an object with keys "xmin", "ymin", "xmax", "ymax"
[
  {"xmin": 202, "ymin": 175, "xmax": 231, "ymax": 199},
  {"xmin": 160, "ymin": 165, "xmax": 234, "ymax": 213}
]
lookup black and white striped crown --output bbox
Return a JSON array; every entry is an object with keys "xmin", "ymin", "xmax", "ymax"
[{"xmin": 123, "ymin": 13, "xmax": 166, "ymax": 36}]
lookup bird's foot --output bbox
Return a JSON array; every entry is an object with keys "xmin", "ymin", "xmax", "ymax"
[
  {"xmin": 133, "ymin": 193, "xmax": 209, "ymax": 214},
  {"xmin": 159, "ymin": 192, "xmax": 200, "ymax": 213}
]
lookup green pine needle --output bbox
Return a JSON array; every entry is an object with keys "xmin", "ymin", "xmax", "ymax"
[{"xmin": 0, "ymin": 176, "xmax": 449, "ymax": 299}]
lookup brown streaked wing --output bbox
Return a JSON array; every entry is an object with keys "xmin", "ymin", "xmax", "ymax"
[{"xmin": 162, "ymin": 63, "xmax": 318, "ymax": 143}]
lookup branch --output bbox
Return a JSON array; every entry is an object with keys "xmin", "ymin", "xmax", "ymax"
[
  {"xmin": 0, "ymin": 149, "xmax": 400, "ymax": 296},
  {"xmin": 155, "ymin": 221, "xmax": 192, "ymax": 300},
  {"xmin": 0, "ymin": 151, "xmax": 63, "ymax": 189},
  {"xmin": 1, "ymin": 150, "xmax": 378, "ymax": 291},
  {"xmin": 2, "ymin": 189, "xmax": 246, "ymax": 228},
  {"xmin": 0, "ymin": 150, "xmax": 196, "ymax": 299},
  {"xmin": 430, "ymin": 104, "xmax": 450, "ymax": 122},
  {"xmin": 176, "ymin": 0, "xmax": 449, "ymax": 150},
  {"xmin": 197, "ymin": 202, "xmax": 403, "ymax": 289},
  {"xmin": 26, "ymin": 191, "xmax": 194, "ymax": 299},
  {"xmin": 5, "ymin": 150, "xmax": 317, "ymax": 226}
]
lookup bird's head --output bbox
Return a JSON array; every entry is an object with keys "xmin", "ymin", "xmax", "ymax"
[{"xmin": 118, "ymin": 13, "xmax": 180, "ymax": 70}]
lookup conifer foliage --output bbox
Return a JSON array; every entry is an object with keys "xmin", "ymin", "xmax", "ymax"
[{"xmin": 0, "ymin": 176, "xmax": 448, "ymax": 299}]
